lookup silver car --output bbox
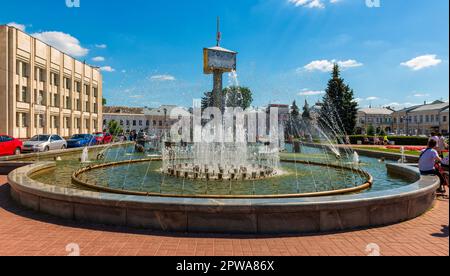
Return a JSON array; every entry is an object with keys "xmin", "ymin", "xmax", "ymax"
[{"xmin": 22, "ymin": 134, "xmax": 67, "ymax": 152}]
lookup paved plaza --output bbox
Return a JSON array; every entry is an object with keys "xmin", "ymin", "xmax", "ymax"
[{"xmin": 0, "ymin": 175, "xmax": 447, "ymax": 256}]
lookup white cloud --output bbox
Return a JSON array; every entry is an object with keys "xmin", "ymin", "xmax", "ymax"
[
  {"xmin": 95, "ymin": 44, "xmax": 107, "ymax": 49},
  {"xmin": 32, "ymin": 31, "xmax": 89, "ymax": 57},
  {"xmin": 92, "ymin": 56, "xmax": 105, "ymax": 62},
  {"xmin": 288, "ymin": 0, "xmax": 325, "ymax": 9},
  {"xmin": 383, "ymin": 102, "xmax": 420, "ymax": 110},
  {"xmin": 100, "ymin": 66, "xmax": 115, "ymax": 72},
  {"xmin": 401, "ymin": 55, "xmax": 442, "ymax": 71},
  {"xmin": 298, "ymin": 90, "xmax": 325, "ymax": 96},
  {"xmin": 303, "ymin": 59, "xmax": 363, "ymax": 72},
  {"xmin": 366, "ymin": 97, "xmax": 379, "ymax": 101},
  {"xmin": 413, "ymin": 93, "xmax": 430, "ymax": 97},
  {"xmin": 288, "ymin": 0, "xmax": 342, "ymax": 9},
  {"xmin": 7, "ymin": 22, "xmax": 26, "ymax": 31},
  {"xmin": 150, "ymin": 74, "xmax": 176, "ymax": 81}
]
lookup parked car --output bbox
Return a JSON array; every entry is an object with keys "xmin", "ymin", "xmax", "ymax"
[
  {"xmin": 0, "ymin": 135, "xmax": 23, "ymax": 156},
  {"xmin": 22, "ymin": 135, "xmax": 67, "ymax": 153},
  {"xmin": 93, "ymin": 132, "xmax": 113, "ymax": 144},
  {"xmin": 67, "ymin": 134, "xmax": 96, "ymax": 148}
]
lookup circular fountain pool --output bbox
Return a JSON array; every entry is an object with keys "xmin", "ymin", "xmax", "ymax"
[
  {"xmin": 28, "ymin": 144, "xmax": 404, "ymax": 198},
  {"xmin": 7, "ymin": 143, "xmax": 439, "ymax": 234}
]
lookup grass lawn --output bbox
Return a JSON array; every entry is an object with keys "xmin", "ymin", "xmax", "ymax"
[{"xmin": 359, "ymin": 147, "xmax": 449, "ymax": 158}]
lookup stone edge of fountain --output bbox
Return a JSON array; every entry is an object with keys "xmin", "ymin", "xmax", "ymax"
[{"xmin": 7, "ymin": 160, "xmax": 439, "ymax": 234}]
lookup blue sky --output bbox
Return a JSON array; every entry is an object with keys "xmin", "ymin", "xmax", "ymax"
[{"xmin": 1, "ymin": 0, "xmax": 449, "ymax": 109}]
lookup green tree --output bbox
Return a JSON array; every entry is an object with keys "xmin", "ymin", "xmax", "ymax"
[
  {"xmin": 291, "ymin": 101, "xmax": 300, "ymax": 120},
  {"xmin": 201, "ymin": 87, "xmax": 253, "ymax": 110},
  {"xmin": 102, "ymin": 98, "xmax": 107, "ymax": 106},
  {"xmin": 367, "ymin": 124, "xmax": 375, "ymax": 136},
  {"xmin": 319, "ymin": 64, "xmax": 358, "ymax": 135},
  {"xmin": 201, "ymin": 92, "xmax": 213, "ymax": 110},
  {"xmin": 108, "ymin": 120, "xmax": 123, "ymax": 136},
  {"xmin": 302, "ymin": 100, "xmax": 312, "ymax": 120},
  {"xmin": 224, "ymin": 86, "xmax": 253, "ymax": 110}
]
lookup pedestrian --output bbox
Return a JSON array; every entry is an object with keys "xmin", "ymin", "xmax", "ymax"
[
  {"xmin": 437, "ymin": 133, "xmax": 447, "ymax": 158},
  {"xmin": 419, "ymin": 139, "xmax": 445, "ymax": 193}
]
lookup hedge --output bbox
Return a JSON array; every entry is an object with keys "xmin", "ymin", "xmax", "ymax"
[{"xmin": 347, "ymin": 135, "xmax": 429, "ymax": 146}]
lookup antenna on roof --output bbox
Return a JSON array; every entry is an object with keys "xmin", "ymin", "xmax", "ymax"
[{"xmin": 216, "ymin": 16, "xmax": 221, "ymax": 47}]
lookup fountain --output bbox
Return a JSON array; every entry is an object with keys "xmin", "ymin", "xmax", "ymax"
[
  {"xmin": 399, "ymin": 146, "xmax": 407, "ymax": 163},
  {"xmin": 353, "ymin": 151, "xmax": 360, "ymax": 164},
  {"xmin": 80, "ymin": 147, "xmax": 89, "ymax": 163},
  {"xmin": 6, "ymin": 18, "xmax": 439, "ymax": 235}
]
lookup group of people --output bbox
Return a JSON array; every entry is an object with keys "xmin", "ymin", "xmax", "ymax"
[{"xmin": 418, "ymin": 132, "xmax": 449, "ymax": 194}]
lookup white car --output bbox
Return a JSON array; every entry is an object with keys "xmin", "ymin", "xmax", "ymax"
[{"xmin": 22, "ymin": 134, "xmax": 67, "ymax": 152}]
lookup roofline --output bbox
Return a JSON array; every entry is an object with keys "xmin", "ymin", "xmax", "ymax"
[{"xmin": 2, "ymin": 24, "xmax": 100, "ymax": 71}]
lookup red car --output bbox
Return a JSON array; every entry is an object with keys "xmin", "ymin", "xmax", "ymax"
[
  {"xmin": 93, "ymin": 132, "xmax": 113, "ymax": 144},
  {"xmin": 0, "ymin": 135, "xmax": 23, "ymax": 156}
]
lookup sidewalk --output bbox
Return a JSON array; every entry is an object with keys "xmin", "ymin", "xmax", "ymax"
[{"xmin": 0, "ymin": 175, "xmax": 448, "ymax": 256}]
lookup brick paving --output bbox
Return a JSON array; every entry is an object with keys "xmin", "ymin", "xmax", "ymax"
[{"xmin": 0, "ymin": 175, "xmax": 448, "ymax": 256}]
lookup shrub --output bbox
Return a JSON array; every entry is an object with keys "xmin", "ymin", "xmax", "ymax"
[{"xmin": 347, "ymin": 135, "xmax": 428, "ymax": 146}]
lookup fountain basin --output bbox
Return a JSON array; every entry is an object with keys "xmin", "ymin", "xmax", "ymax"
[
  {"xmin": 7, "ymin": 161, "xmax": 439, "ymax": 234},
  {"xmin": 70, "ymin": 158, "xmax": 373, "ymax": 198}
]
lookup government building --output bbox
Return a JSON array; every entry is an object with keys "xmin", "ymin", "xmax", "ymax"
[{"xmin": 0, "ymin": 25, "xmax": 103, "ymax": 139}]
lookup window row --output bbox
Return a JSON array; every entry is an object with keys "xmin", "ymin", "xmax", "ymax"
[
  {"xmin": 16, "ymin": 61, "xmax": 98, "ymax": 96},
  {"xmin": 16, "ymin": 113, "xmax": 97, "ymax": 129}
]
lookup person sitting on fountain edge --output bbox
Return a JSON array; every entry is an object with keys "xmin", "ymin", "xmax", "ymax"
[{"xmin": 419, "ymin": 139, "xmax": 445, "ymax": 193}]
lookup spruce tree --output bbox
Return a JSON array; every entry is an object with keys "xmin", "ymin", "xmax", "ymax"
[
  {"xmin": 291, "ymin": 100, "xmax": 300, "ymax": 120},
  {"xmin": 319, "ymin": 64, "xmax": 358, "ymax": 135},
  {"xmin": 302, "ymin": 100, "xmax": 312, "ymax": 120}
]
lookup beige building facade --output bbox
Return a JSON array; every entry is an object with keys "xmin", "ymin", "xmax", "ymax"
[
  {"xmin": 356, "ymin": 107, "xmax": 394, "ymax": 135},
  {"xmin": 0, "ymin": 25, "xmax": 103, "ymax": 139},
  {"xmin": 392, "ymin": 101, "xmax": 449, "ymax": 136}
]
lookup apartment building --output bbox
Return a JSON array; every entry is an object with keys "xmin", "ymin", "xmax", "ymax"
[
  {"xmin": 356, "ymin": 107, "xmax": 394, "ymax": 134},
  {"xmin": 103, "ymin": 106, "xmax": 147, "ymax": 134},
  {"xmin": 392, "ymin": 101, "xmax": 449, "ymax": 136},
  {"xmin": 103, "ymin": 105, "xmax": 190, "ymax": 136},
  {"xmin": 0, "ymin": 25, "xmax": 102, "ymax": 139}
]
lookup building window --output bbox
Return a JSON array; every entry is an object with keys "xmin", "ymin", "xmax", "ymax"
[
  {"xmin": 64, "ymin": 77, "xmax": 72, "ymax": 90},
  {"xmin": 133, "ymin": 120, "xmax": 137, "ymax": 126},
  {"xmin": 75, "ymin": 81, "xmax": 81, "ymax": 93},
  {"xmin": 84, "ymin": 85, "xmax": 90, "ymax": 96},
  {"xmin": 16, "ymin": 113, "xmax": 28, "ymax": 127},
  {"xmin": 64, "ymin": 117, "xmax": 70, "ymax": 128},
  {"xmin": 443, "ymin": 116, "xmax": 448, "ymax": 123},
  {"xmin": 126, "ymin": 120, "xmax": 130, "ymax": 126},
  {"xmin": 85, "ymin": 119, "xmax": 90, "ymax": 129},
  {"xmin": 76, "ymin": 99, "xmax": 81, "ymax": 111},
  {"xmin": 93, "ymin": 87, "xmax": 98, "ymax": 98},
  {"xmin": 50, "ymin": 73, "xmax": 59, "ymax": 86},
  {"xmin": 52, "ymin": 93, "xmax": 59, "ymax": 107},
  {"xmin": 18, "ymin": 86, "xmax": 28, "ymax": 102},
  {"xmin": 146, "ymin": 120, "xmax": 150, "ymax": 126},
  {"xmin": 50, "ymin": 116, "xmax": 59, "ymax": 128},
  {"xmin": 431, "ymin": 115, "xmax": 434, "ymax": 122},
  {"xmin": 425, "ymin": 115, "xmax": 429, "ymax": 123},
  {"xmin": 139, "ymin": 120, "xmax": 143, "ymax": 126},
  {"xmin": 35, "ymin": 114, "xmax": 45, "ymax": 128},
  {"xmin": 159, "ymin": 121, "xmax": 162, "ymax": 127},
  {"xmin": 17, "ymin": 61, "xmax": 29, "ymax": 77},
  {"xmin": 120, "ymin": 120, "xmax": 124, "ymax": 126},
  {"xmin": 64, "ymin": 96, "xmax": 70, "ymax": 109},
  {"xmin": 153, "ymin": 120, "xmax": 157, "ymax": 126}
]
